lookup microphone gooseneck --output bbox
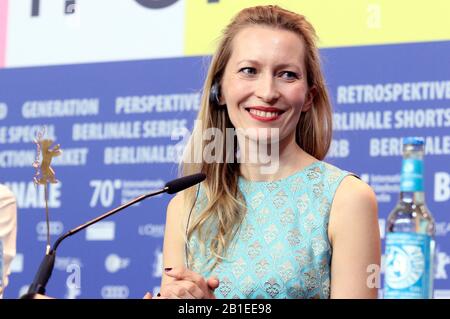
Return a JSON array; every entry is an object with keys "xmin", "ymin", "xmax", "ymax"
[{"xmin": 25, "ymin": 173, "xmax": 206, "ymax": 297}]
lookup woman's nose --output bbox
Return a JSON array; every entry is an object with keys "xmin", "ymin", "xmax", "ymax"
[{"xmin": 254, "ymin": 75, "xmax": 280, "ymax": 103}]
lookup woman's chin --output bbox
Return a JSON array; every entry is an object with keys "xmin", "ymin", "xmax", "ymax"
[{"xmin": 236, "ymin": 127, "xmax": 282, "ymax": 144}]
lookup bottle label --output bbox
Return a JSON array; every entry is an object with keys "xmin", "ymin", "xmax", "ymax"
[
  {"xmin": 384, "ymin": 232, "xmax": 432, "ymax": 299},
  {"xmin": 400, "ymin": 159, "xmax": 424, "ymax": 192}
]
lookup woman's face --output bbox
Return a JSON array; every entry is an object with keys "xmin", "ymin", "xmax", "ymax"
[{"xmin": 220, "ymin": 26, "xmax": 312, "ymax": 144}]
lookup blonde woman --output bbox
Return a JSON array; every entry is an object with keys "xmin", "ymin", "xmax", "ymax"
[{"xmin": 150, "ymin": 5, "xmax": 380, "ymax": 299}]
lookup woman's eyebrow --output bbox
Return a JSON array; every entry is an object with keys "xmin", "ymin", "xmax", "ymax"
[
  {"xmin": 236, "ymin": 59, "xmax": 260, "ymax": 65},
  {"xmin": 275, "ymin": 63, "xmax": 302, "ymax": 70},
  {"xmin": 235, "ymin": 59, "xmax": 301, "ymax": 69}
]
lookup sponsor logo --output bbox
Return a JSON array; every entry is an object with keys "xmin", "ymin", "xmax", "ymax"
[
  {"xmin": 36, "ymin": 221, "xmax": 64, "ymax": 241},
  {"xmin": 101, "ymin": 285, "xmax": 129, "ymax": 299},
  {"xmin": 105, "ymin": 254, "xmax": 130, "ymax": 273},
  {"xmin": 152, "ymin": 247, "xmax": 163, "ymax": 278},
  {"xmin": 138, "ymin": 224, "xmax": 165, "ymax": 237},
  {"xmin": 85, "ymin": 221, "xmax": 115, "ymax": 241}
]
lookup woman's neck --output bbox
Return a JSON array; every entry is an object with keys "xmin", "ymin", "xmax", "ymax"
[{"xmin": 238, "ymin": 133, "xmax": 317, "ymax": 182}]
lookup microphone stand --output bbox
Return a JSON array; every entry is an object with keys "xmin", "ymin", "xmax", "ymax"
[{"xmin": 22, "ymin": 186, "xmax": 168, "ymax": 298}]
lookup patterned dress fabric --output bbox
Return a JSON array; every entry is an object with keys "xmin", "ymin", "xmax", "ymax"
[{"xmin": 188, "ymin": 161, "xmax": 351, "ymax": 299}]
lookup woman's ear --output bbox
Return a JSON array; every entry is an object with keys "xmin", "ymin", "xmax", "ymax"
[
  {"xmin": 209, "ymin": 82, "xmax": 226, "ymax": 106},
  {"xmin": 302, "ymin": 86, "xmax": 317, "ymax": 112},
  {"xmin": 219, "ymin": 93, "xmax": 226, "ymax": 106},
  {"xmin": 209, "ymin": 82, "xmax": 221, "ymax": 106}
]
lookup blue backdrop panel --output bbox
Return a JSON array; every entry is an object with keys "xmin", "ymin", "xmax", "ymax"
[{"xmin": 0, "ymin": 41, "xmax": 449, "ymax": 298}]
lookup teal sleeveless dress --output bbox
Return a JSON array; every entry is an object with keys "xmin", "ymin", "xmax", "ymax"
[{"xmin": 187, "ymin": 161, "xmax": 352, "ymax": 299}]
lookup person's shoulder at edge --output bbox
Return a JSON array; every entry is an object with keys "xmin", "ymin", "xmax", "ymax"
[
  {"xmin": 0, "ymin": 184, "xmax": 18, "ymax": 299},
  {"xmin": 0, "ymin": 183, "xmax": 17, "ymax": 226},
  {"xmin": 0, "ymin": 184, "xmax": 16, "ymax": 208}
]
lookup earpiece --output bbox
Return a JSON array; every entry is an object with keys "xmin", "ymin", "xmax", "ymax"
[{"xmin": 209, "ymin": 81, "xmax": 221, "ymax": 106}]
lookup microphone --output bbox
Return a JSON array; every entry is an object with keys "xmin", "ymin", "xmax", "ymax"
[
  {"xmin": 23, "ymin": 173, "xmax": 206, "ymax": 298},
  {"xmin": 165, "ymin": 173, "xmax": 207, "ymax": 194}
]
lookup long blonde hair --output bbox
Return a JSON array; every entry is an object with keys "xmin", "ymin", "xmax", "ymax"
[{"xmin": 182, "ymin": 5, "xmax": 333, "ymax": 269}]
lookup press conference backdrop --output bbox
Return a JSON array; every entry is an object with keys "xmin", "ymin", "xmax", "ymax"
[{"xmin": 0, "ymin": 0, "xmax": 449, "ymax": 299}]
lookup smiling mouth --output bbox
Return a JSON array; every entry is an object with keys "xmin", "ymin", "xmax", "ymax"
[{"xmin": 244, "ymin": 107, "xmax": 285, "ymax": 121}]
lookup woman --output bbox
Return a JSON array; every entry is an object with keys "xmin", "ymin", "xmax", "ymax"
[{"xmin": 151, "ymin": 5, "xmax": 380, "ymax": 299}]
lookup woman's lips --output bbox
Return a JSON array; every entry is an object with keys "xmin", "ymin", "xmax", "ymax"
[{"xmin": 245, "ymin": 106, "xmax": 285, "ymax": 122}]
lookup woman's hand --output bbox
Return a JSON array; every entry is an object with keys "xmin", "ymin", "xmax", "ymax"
[
  {"xmin": 160, "ymin": 267, "xmax": 219, "ymax": 299},
  {"xmin": 143, "ymin": 292, "xmax": 153, "ymax": 299}
]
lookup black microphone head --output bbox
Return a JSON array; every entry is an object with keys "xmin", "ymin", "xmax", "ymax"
[{"xmin": 165, "ymin": 173, "xmax": 206, "ymax": 194}]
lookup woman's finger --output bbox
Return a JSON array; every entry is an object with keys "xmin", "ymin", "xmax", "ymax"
[
  {"xmin": 207, "ymin": 276, "xmax": 220, "ymax": 290},
  {"xmin": 161, "ymin": 280, "xmax": 205, "ymax": 299},
  {"xmin": 164, "ymin": 267, "xmax": 208, "ymax": 291},
  {"xmin": 143, "ymin": 292, "xmax": 152, "ymax": 299}
]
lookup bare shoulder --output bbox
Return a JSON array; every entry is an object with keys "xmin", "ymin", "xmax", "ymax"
[
  {"xmin": 328, "ymin": 175, "xmax": 379, "ymax": 242},
  {"xmin": 332, "ymin": 175, "xmax": 377, "ymax": 214},
  {"xmin": 166, "ymin": 190, "xmax": 190, "ymax": 228},
  {"xmin": 167, "ymin": 191, "xmax": 185, "ymax": 213},
  {"xmin": 328, "ymin": 175, "xmax": 381, "ymax": 298}
]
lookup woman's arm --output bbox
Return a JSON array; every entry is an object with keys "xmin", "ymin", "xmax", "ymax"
[
  {"xmin": 161, "ymin": 192, "xmax": 187, "ymax": 287},
  {"xmin": 159, "ymin": 191, "xmax": 219, "ymax": 298},
  {"xmin": 328, "ymin": 176, "xmax": 381, "ymax": 299}
]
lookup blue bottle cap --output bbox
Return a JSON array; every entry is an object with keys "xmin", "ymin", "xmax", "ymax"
[{"xmin": 403, "ymin": 136, "xmax": 424, "ymax": 146}]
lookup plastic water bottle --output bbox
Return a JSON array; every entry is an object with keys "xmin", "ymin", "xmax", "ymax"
[{"xmin": 383, "ymin": 137, "xmax": 435, "ymax": 299}]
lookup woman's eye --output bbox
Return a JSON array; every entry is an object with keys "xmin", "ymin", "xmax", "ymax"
[
  {"xmin": 239, "ymin": 67, "xmax": 257, "ymax": 75},
  {"xmin": 280, "ymin": 71, "xmax": 299, "ymax": 80}
]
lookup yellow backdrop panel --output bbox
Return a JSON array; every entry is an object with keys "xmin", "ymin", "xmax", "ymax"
[{"xmin": 185, "ymin": 0, "xmax": 450, "ymax": 55}]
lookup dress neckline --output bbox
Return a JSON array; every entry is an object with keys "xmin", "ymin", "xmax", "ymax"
[{"xmin": 238, "ymin": 160, "xmax": 321, "ymax": 184}]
